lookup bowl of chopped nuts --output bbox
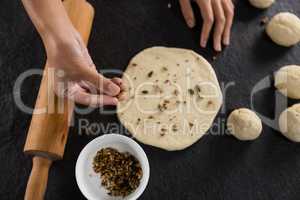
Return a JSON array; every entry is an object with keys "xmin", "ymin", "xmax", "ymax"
[{"xmin": 75, "ymin": 134, "xmax": 150, "ymax": 200}]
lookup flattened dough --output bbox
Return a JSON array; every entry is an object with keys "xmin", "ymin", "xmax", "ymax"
[
  {"xmin": 117, "ymin": 47, "xmax": 222, "ymax": 151},
  {"xmin": 266, "ymin": 12, "xmax": 300, "ymax": 47}
]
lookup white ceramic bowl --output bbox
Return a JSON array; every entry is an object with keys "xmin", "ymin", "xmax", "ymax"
[{"xmin": 75, "ymin": 134, "xmax": 150, "ymax": 200}]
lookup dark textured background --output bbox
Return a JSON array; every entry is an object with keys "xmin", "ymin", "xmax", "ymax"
[{"xmin": 0, "ymin": 0, "xmax": 300, "ymax": 199}]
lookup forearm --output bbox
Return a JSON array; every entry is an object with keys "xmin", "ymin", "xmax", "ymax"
[{"xmin": 21, "ymin": 0, "xmax": 74, "ymax": 45}]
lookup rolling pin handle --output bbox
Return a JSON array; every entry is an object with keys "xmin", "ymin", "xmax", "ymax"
[{"xmin": 25, "ymin": 157, "xmax": 52, "ymax": 200}]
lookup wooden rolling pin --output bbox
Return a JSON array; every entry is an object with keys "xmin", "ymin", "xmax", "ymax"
[{"xmin": 24, "ymin": 0, "xmax": 94, "ymax": 199}]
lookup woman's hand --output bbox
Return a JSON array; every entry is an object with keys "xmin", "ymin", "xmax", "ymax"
[
  {"xmin": 21, "ymin": 0, "xmax": 122, "ymax": 107},
  {"xmin": 45, "ymin": 29, "xmax": 122, "ymax": 107},
  {"xmin": 179, "ymin": 0, "xmax": 234, "ymax": 51}
]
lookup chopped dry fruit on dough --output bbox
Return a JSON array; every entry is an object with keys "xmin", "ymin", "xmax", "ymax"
[
  {"xmin": 147, "ymin": 71, "xmax": 154, "ymax": 78},
  {"xmin": 117, "ymin": 47, "xmax": 222, "ymax": 150},
  {"xmin": 188, "ymin": 89, "xmax": 195, "ymax": 95}
]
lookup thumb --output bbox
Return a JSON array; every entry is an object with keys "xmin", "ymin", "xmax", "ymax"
[{"xmin": 80, "ymin": 66, "xmax": 121, "ymax": 96}]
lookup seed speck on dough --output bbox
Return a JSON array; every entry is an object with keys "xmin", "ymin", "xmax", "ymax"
[
  {"xmin": 172, "ymin": 124, "xmax": 178, "ymax": 131},
  {"xmin": 195, "ymin": 85, "xmax": 201, "ymax": 93},
  {"xmin": 147, "ymin": 71, "xmax": 154, "ymax": 78},
  {"xmin": 207, "ymin": 100, "xmax": 213, "ymax": 106},
  {"xmin": 141, "ymin": 90, "xmax": 149, "ymax": 94},
  {"xmin": 162, "ymin": 66, "xmax": 168, "ymax": 71},
  {"xmin": 173, "ymin": 89, "xmax": 179, "ymax": 96},
  {"xmin": 188, "ymin": 89, "xmax": 195, "ymax": 95}
]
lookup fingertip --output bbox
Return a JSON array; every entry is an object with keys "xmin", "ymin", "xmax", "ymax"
[
  {"xmin": 200, "ymin": 38, "xmax": 207, "ymax": 48},
  {"xmin": 111, "ymin": 77, "xmax": 122, "ymax": 85},
  {"xmin": 214, "ymin": 42, "xmax": 222, "ymax": 52},
  {"xmin": 223, "ymin": 37, "xmax": 230, "ymax": 46},
  {"xmin": 111, "ymin": 97, "xmax": 119, "ymax": 105},
  {"xmin": 187, "ymin": 19, "xmax": 195, "ymax": 28},
  {"xmin": 108, "ymin": 82, "xmax": 121, "ymax": 96}
]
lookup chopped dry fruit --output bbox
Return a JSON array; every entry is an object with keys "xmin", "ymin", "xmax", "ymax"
[
  {"xmin": 147, "ymin": 71, "xmax": 154, "ymax": 78},
  {"xmin": 93, "ymin": 148, "xmax": 143, "ymax": 197},
  {"xmin": 207, "ymin": 100, "xmax": 213, "ymax": 106},
  {"xmin": 188, "ymin": 89, "xmax": 195, "ymax": 95},
  {"xmin": 195, "ymin": 85, "xmax": 201, "ymax": 93},
  {"xmin": 158, "ymin": 100, "xmax": 169, "ymax": 112},
  {"xmin": 161, "ymin": 66, "xmax": 168, "ymax": 71},
  {"xmin": 172, "ymin": 124, "xmax": 178, "ymax": 131},
  {"xmin": 173, "ymin": 89, "xmax": 179, "ymax": 96},
  {"xmin": 132, "ymin": 63, "xmax": 137, "ymax": 66}
]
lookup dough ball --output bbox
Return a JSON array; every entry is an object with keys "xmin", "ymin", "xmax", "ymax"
[
  {"xmin": 274, "ymin": 65, "xmax": 300, "ymax": 99},
  {"xmin": 279, "ymin": 104, "xmax": 300, "ymax": 142},
  {"xmin": 266, "ymin": 12, "xmax": 300, "ymax": 47},
  {"xmin": 227, "ymin": 108, "xmax": 262, "ymax": 141},
  {"xmin": 249, "ymin": 0, "xmax": 274, "ymax": 9}
]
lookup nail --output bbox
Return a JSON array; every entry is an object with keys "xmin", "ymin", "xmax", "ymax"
[
  {"xmin": 108, "ymin": 83, "xmax": 120, "ymax": 95},
  {"xmin": 200, "ymin": 39, "xmax": 207, "ymax": 48},
  {"xmin": 112, "ymin": 97, "xmax": 118, "ymax": 105},
  {"xmin": 187, "ymin": 19, "xmax": 195, "ymax": 28},
  {"xmin": 215, "ymin": 43, "xmax": 222, "ymax": 52},
  {"xmin": 223, "ymin": 37, "xmax": 230, "ymax": 46}
]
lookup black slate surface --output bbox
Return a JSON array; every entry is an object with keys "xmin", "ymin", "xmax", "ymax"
[{"xmin": 0, "ymin": 0, "xmax": 300, "ymax": 199}]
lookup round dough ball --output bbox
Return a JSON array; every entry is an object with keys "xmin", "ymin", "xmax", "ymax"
[
  {"xmin": 249, "ymin": 0, "xmax": 274, "ymax": 9},
  {"xmin": 266, "ymin": 12, "xmax": 300, "ymax": 47},
  {"xmin": 227, "ymin": 108, "xmax": 262, "ymax": 141},
  {"xmin": 279, "ymin": 104, "xmax": 300, "ymax": 142},
  {"xmin": 274, "ymin": 65, "xmax": 300, "ymax": 99}
]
